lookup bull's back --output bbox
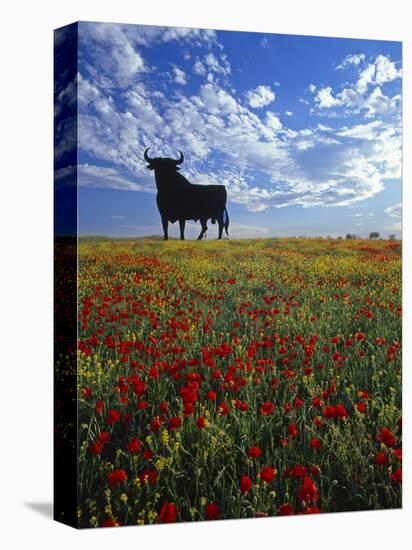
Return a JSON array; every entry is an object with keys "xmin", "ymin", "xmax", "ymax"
[{"xmin": 157, "ymin": 184, "xmax": 227, "ymax": 221}]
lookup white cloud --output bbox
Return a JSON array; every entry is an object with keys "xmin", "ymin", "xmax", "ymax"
[
  {"xmin": 204, "ymin": 52, "xmax": 231, "ymax": 76},
  {"xmin": 200, "ymin": 83, "xmax": 238, "ymax": 115},
  {"xmin": 81, "ymin": 23, "xmax": 146, "ymax": 87},
  {"xmin": 265, "ymin": 112, "xmax": 283, "ymax": 131},
  {"xmin": 193, "ymin": 59, "xmax": 206, "ymax": 75},
  {"xmin": 285, "ymin": 110, "xmax": 293, "ymax": 116},
  {"xmin": 246, "ymin": 85, "xmax": 275, "ymax": 108},
  {"xmin": 385, "ymin": 221, "xmax": 401, "ymax": 232},
  {"xmin": 338, "ymin": 120, "xmax": 383, "ymax": 140},
  {"xmin": 261, "ymin": 37, "xmax": 270, "ymax": 49},
  {"xmin": 315, "ymin": 87, "xmax": 341, "ymax": 108},
  {"xmin": 356, "ymin": 64, "xmax": 376, "ymax": 94},
  {"xmin": 336, "ymin": 53, "xmax": 365, "ymax": 69},
  {"xmin": 78, "ymin": 164, "xmax": 153, "ymax": 192},
  {"xmin": 375, "ymin": 54, "xmax": 402, "ymax": 84},
  {"xmin": 312, "ymin": 54, "xmax": 401, "ymax": 118},
  {"xmin": 384, "ymin": 203, "xmax": 402, "ymax": 218},
  {"xmin": 75, "ymin": 33, "xmax": 401, "ymax": 215},
  {"xmin": 364, "ymin": 86, "xmax": 401, "ymax": 117},
  {"xmin": 126, "ymin": 86, "xmax": 163, "ymax": 130},
  {"xmin": 172, "ymin": 66, "xmax": 187, "ymax": 85},
  {"xmin": 308, "ymin": 83, "xmax": 317, "ymax": 93}
]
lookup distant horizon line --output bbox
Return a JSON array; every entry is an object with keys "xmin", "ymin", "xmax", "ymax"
[{"xmin": 72, "ymin": 233, "xmax": 402, "ymax": 240}]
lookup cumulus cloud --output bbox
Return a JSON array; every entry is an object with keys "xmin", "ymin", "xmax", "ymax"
[
  {"xmin": 193, "ymin": 59, "xmax": 206, "ymax": 75},
  {"xmin": 246, "ymin": 85, "xmax": 275, "ymax": 108},
  {"xmin": 336, "ymin": 53, "xmax": 365, "ymax": 69},
  {"xmin": 80, "ymin": 23, "xmax": 146, "ymax": 87},
  {"xmin": 204, "ymin": 52, "xmax": 231, "ymax": 75},
  {"xmin": 200, "ymin": 83, "xmax": 238, "ymax": 115},
  {"xmin": 375, "ymin": 55, "xmax": 402, "ymax": 84},
  {"xmin": 356, "ymin": 64, "xmax": 375, "ymax": 94},
  {"xmin": 74, "ymin": 27, "xmax": 401, "ymax": 216},
  {"xmin": 315, "ymin": 87, "xmax": 341, "ymax": 109},
  {"xmin": 265, "ymin": 112, "xmax": 283, "ymax": 131},
  {"xmin": 311, "ymin": 54, "xmax": 402, "ymax": 118},
  {"xmin": 172, "ymin": 66, "xmax": 187, "ymax": 85},
  {"xmin": 364, "ymin": 86, "xmax": 401, "ymax": 117}
]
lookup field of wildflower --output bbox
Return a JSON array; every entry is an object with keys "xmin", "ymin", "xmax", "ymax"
[{"xmin": 76, "ymin": 237, "xmax": 402, "ymax": 527}]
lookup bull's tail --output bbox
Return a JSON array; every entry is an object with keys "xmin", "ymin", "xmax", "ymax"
[{"xmin": 224, "ymin": 207, "xmax": 229, "ymax": 236}]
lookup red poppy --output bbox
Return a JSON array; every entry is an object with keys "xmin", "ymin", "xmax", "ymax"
[
  {"xmin": 259, "ymin": 466, "xmax": 276, "ymax": 483},
  {"xmin": 286, "ymin": 464, "xmax": 307, "ymax": 478},
  {"xmin": 288, "ymin": 423, "xmax": 299, "ymax": 438},
  {"xmin": 294, "ymin": 397, "xmax": 304, "ymax": 408},
  {"xmin": 150, "ymin": 416, "xmax": 164, "ymax": 432},
  {"xmin": 310, "ymin": 437, "xmax": 321, "ymax": 450},
  {"xmin": 168, "ymin": 416, "xmax": 182, "ymax": 431},
  {"xmin": 322, "ymin": 405, "xmax": 336, "ymax": 419},
  {"xmin": 334, "ymin": 404, "xmax": 349, "ymax": 419},
  {"xmin": 99, "ymin": 431, "xmax": 110, "ymax": 443},
  {"xmin": 196, "ymin": 417, "xmax": 208, "ymax": 428},
  {"xmin": 391, "ymin": 468, "xmax": 402, "ymax": 483},
  {"xmin": 279, "ymin": 503, "xmax": 295, "ymax": 516},
  {"xmin": 298, "ymin": 476, "xmax": 319, "ymax": 504},
  {"xmin": 378, "ymin": 427, "xmax": 396, "ymax": 447},
  {"xmin": 89, "ymin": 441, "xmax": 104, "ymax": 455},
  {"xmin": 356, "ymin": 402, "xmax": 367, "ymax": 413},
  {"xmin": 183, "ymin": 403, "xmax": 195, "ymax": 416},
  {"xmin": 374, "ymin": 452, "xmax": 388, "ymax": 466},
  {"xmin": 95, "ymin": 400, "xmax": 105, "ymax": 414},
  {"xmin": 247, "ymin": 446, "xmax": 262, "ymax": 458},
  {"xmin": 205, "ymin": 502, "xmax": 221, "ymax": 520},
  {"xmin": 108, "ymin": 469, "xmax": 127, "ymax": 487},
  {"xmin": 159, "ymin": 502, "xmax": 177, "ymax": 523},
  {"xmin": 101, "ymin": 518, "xmax": 119, "ymax": 527},
  {"xmin": 218, "ymin": 402, "xmax": 230, "ymax": 416},
  {"xmin": 260, "ymin": 402, "xmax": 275, "ymax": 416},
  {"xmin": 127, "ymin": 437, "xmax": 142, "ymax": 453},
  {"xmin": 141, "ymin": 449, "xmax": 154, "ymax": 460},
  {"xmin": 105, "ymin": 409, "xmax": 121, "ymax": 425},
  {"xmin": 159, "ymin": 401, "xmax": 169, "ymax": 413},
  {"xmin": 240, "ymin": 475, "xmax": 252, "ymax": 494},
  {"xmin": 139, "ymin": 469, "xmax": 158, "ymax": 485}
]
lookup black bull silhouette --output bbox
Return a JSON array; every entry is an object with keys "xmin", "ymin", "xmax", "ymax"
[{"xmin": 144, "ymin": 148, "xmax": 229, "ymax": 241}]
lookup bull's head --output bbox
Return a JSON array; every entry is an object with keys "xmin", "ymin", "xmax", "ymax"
[{"xmin": 144, "ymin": 148, "xmax": 184, "ymax": 171}]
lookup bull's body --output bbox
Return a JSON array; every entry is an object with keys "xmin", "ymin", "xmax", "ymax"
[
  {"xmin": 157, "ymin": 184, "xmax": 227, "ymax": 224},
  {"xmin": 144, "ymin": 148, "xmax": 229, "ymax": 240}
]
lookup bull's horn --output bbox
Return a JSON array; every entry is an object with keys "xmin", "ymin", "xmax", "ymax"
[
  {"xmin": 144, "ymin": 148, "xmax": 153, "ymax": 162},
  {"xmin": 175, "ymin": 150, "xmax": 184, "ymax": 165}
]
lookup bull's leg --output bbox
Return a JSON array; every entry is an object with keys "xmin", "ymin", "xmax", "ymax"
[
  {"xmin": 161, "ymin": 216, "xmax": 169, "ymax": 241},
  {"xmin": 217, "ymin": 214, "xmax": 224, "ymax": 239},
  {"xmin": 179, "ymin": 219, "xmax": 185, "ymax": 240},
  {"xmin": 197, "ymin": 219, "xmax": 208, "ymax": 241}
]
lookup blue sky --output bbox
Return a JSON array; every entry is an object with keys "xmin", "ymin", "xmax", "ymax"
[{"xmin": 55, "ymin": 22, "xmax": 402, "ymax": 238}]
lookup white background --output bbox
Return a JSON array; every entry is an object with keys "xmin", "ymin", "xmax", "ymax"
[{"xmin": 0, "ymin": 0, "xmax": 410, "ymax": 548}]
